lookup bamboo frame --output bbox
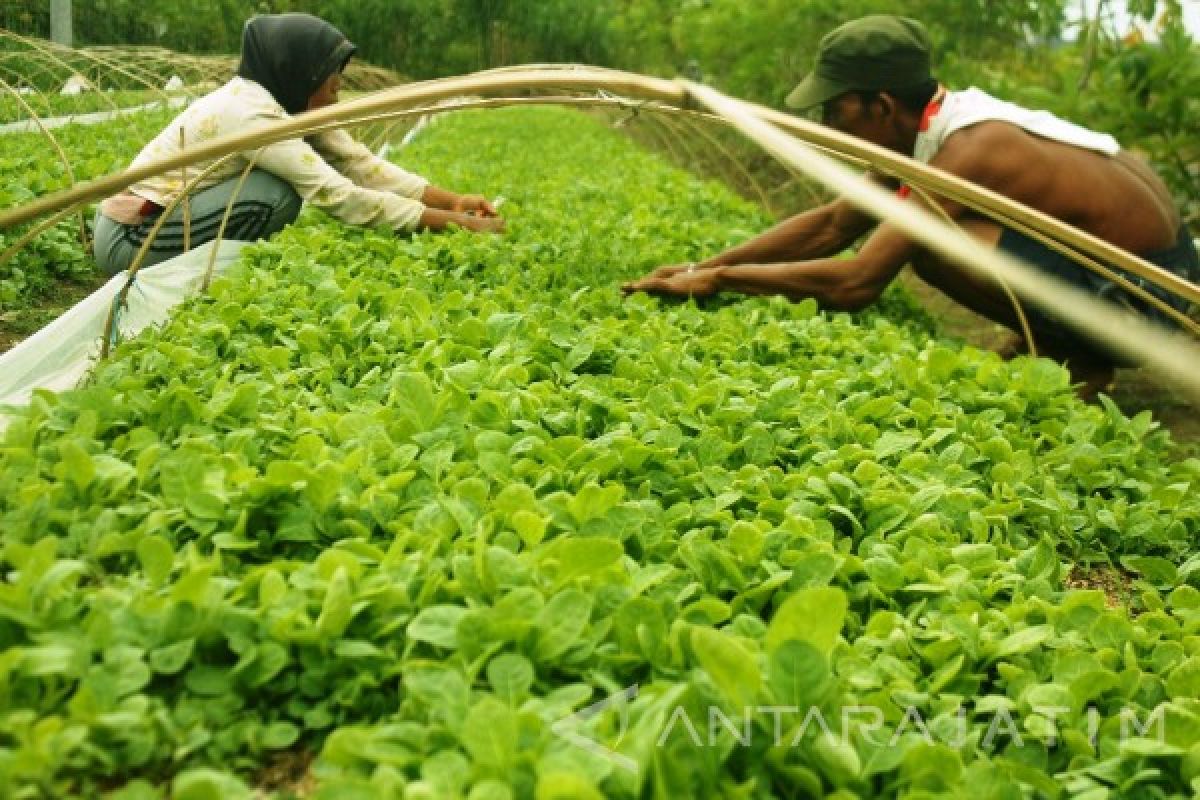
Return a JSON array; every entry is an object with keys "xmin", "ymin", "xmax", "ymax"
[{"xmin": 6, "ymin": 64, "xmax": 1188, "ymax": 311}]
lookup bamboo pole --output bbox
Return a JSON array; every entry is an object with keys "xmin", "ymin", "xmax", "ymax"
[{"xmin": 679, "ymin": 79, "xmax": 1200, "ymax": 401}]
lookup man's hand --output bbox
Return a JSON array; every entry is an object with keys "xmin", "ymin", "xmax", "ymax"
[
  {"xmin": 624, "ymin": 263, "xmax": 697, "ymax": 286},
  {"xmin": 453, "ymin": 194, "xmax": 499, "ymax": 217},
  {"xmin": 622, "ymin": 266, "xmax": 721, "ymax": 298}
]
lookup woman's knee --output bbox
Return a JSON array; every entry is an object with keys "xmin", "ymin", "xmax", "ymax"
[
  {"xmin": 92, "ymin": 211, "xmax": 133, "ymax": 275},
  {"xmin": 248, "ymin": 169, "xmax": 301, "ymax": 221}
]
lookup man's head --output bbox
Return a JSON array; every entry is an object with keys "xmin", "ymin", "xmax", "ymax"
[
  {"xmin": 787, "ymin": 15, "xmax": 937, "ymax": 151},
  {"xmin": 237, "ymin": 13, "xmax": 356, "ymax": 115}
]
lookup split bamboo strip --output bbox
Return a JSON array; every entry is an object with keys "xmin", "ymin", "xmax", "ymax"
[
  {"xmin": 98, "ymin": 152, "xmax": 240, "ymax": 357},
  {"xmin": 907, "ymin": 179, "xmax": 1040, "ymax": 357},
  {"xmin": 201, "ymin": 154, "xmax": 259, "ymax": 291}
]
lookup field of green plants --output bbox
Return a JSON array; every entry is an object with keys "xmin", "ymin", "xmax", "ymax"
[
  {"xmin": 0, "ymin": 105, "xmax": 1197, "ymax": 799},
  {"xmin": 0, "ymin": 108, "xmax": 176, "ymax": 309}
]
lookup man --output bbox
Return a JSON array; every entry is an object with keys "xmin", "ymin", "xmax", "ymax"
[
  {"xmin": 623, "ymin": 15, "xmax": 1198, "ymax": 398},
  {"xmin": 94, "ymin": 13, "xmax": 503, "ymax": 275}
]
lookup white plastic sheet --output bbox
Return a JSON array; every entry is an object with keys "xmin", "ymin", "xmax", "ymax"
[
  {"xmin": 0, "ymin": 240, "xmax": 246, "ymax": 428},
  {"xmin": 0, "ymin": 96, "xmax": 190, "ymax": 135}
]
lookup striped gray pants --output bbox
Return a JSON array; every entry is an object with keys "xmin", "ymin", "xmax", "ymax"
[{"xmin": 92, "ymin": 169, "xmax": 301, "ymax": 275}]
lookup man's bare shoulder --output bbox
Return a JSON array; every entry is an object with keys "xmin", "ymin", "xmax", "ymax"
[{"xmin": 928, "ymin": 122, "xmax": 1035, "ymax": 183}]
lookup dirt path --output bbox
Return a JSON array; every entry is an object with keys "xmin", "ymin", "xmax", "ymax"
[{"xmin": 0, "ymin": 275, "xmax": 105, "ymax": 354}]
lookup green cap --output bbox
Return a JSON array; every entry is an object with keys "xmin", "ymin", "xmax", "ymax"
[{"xmin": 786, "ymin": 15, "xmax": 932, "ymax": 110}]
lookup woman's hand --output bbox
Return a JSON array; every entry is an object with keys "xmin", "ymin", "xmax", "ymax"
[
  {"xmin": 418, "ymin": 207, "xmax": 506, "ymax": 234},
  {"xmin": 453, "ymin": 194, "xmax": 499, "ymax": 217},
  {"xmin": 461, "ymin": 214, "xmax": 506, "ymax": 234}
]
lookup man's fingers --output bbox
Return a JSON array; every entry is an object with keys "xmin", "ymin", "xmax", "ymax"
[{"xmin": 623, "ymin": 277, "xmax": 669, "ymax": 295}]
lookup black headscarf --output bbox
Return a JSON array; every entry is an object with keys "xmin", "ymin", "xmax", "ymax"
[{"xmin": 236, "ymin": 13, "xmax": 357, "ymax": 115}]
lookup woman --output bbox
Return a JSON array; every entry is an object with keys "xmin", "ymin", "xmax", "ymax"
[{"xmin": 93, "ymin": 13, "xmax": 503, "ymax": 274}]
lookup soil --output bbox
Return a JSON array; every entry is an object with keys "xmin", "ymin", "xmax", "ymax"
[
  {"xmin": 254, "ymin": 748, "xmax": 316, "ymax": 799},
  {"xmin": 0, "ymin": 274, "xmax": 106, "ymax": 353},
  {"xmin": 1064, "ymin": 564, "xmax": 1136, "ymax": 610}
]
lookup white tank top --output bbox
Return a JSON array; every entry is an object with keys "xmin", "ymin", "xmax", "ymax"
[{"xmin": 914, "ymin": 87, "xmax": 1121, "ymax": 164}]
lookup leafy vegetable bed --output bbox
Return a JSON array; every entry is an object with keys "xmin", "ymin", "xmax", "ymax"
[
  {"xmin": 0, "ymin": 107, "xmax": 1197, "ymax": 799},
  {"xmin": 0, "ymin": 111, "xmax": 174, "ymax": 309}
]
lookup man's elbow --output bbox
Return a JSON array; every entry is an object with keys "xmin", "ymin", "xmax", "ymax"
[{"xmin": 822, "ymin": 279, "xmax": 884, "ymax": 312}]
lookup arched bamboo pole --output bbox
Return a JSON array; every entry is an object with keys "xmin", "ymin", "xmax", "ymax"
[{"xmin": 0, "ymin": 78, "xmax": 88, "ymax": 246}]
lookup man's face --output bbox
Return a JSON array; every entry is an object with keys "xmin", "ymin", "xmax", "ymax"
[
  {"xmin": 820, "ymin": 91, "xmax": 899, "ymax": 150},
  {"xmin": 307, "ymin": 72, "xmax": 342, "ymax": 111}
]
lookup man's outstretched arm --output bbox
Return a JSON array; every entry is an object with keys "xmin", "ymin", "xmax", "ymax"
[
  {"xmin": 698, "ymin": 193, "xmax": 878, "ymax": 268},
  {"xmin": 625, "ymin": 153, "xmax": 981, "ymax": 309},
  {"xmin": 712, "ymin": 222, "xmax": 921, "ymax": 309}
]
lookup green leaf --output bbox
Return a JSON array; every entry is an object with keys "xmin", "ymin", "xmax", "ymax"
[
  {"xmin": 990, "ymin": 625, "xmax": 1053, "ymax": 661},
  {"xmin": 149, "ymin": 639, "xmax": 195, "ymax": 675},
  {"xmin": 692, "ymin": 625, "xmax": 761, "ymax": 710},
  {"xmin": 535, "ymin": 772, "xmax": 606, "ymax": 800},
  {"xmin": 408, "ymin": 605, "xmax": 469, "ymax": 650},
  {"xmin": 185, "ymin": 665, "xmax": 234, "ymax": 697},
  {"xmin": 765, "ymin": 587, "xmax": 847, "ymax": 657},
  {"xmin": 404, "ymin": 663, "xmax": 469, "ymax": 730},
  {"xmin": 1167, "ymin": 657, "xmax": 1200, "ymax": 700},
  {"xmin": 567, "ymin": 483, "xmax": 624, "ymax": 525},
  {"xmin": 59, "ymin": 439, "xmax": 96, "ymax": 492},
  {"xmin": 541, "ymin": 537, "xmax": 624, "ymax": 586},
  {"xmin": 1120, "ymin": 555, "xmax": 1179, "ymax": 587},
  {"xmin": 460, "ymin": 697, "xmax": 518, "ymax": 770},
  {"xmin": 136, "ymin": 535, "xmax": 175, "ymax": 585},
  {"xmin": 261, "ymin": 721, "xmax": 301, "ymax": 749},
  {"xmin": 534, "ymin": 589, "xmax": 593, "ymax": 662},
  {"xmin": 767, "ymin": 640, "xmax": 832, "ymax": 708},
  {"xmin": 512, "ymin": 510, "xmax": 548, "ymax": 547},
  {"xmin": 172, "ymin": 768, "xmax": 251, "ymax": 800},
  {"xmin": 316, "ymin": 567, "xmax": 355, "ymax": 638},
  {"xmin": 487, "ymin": 653, "xmax": 535, "ymax": 704}
]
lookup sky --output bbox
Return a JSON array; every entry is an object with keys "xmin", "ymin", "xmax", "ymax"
[{"xmin": 1065, "ymin": 0, "xmax": 1200, "ymax": 40}]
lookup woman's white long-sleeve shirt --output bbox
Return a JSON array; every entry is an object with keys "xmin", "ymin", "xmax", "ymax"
[{"xmin": 104, "ymin": 76, "xmax": 428, "ymax": 230}]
